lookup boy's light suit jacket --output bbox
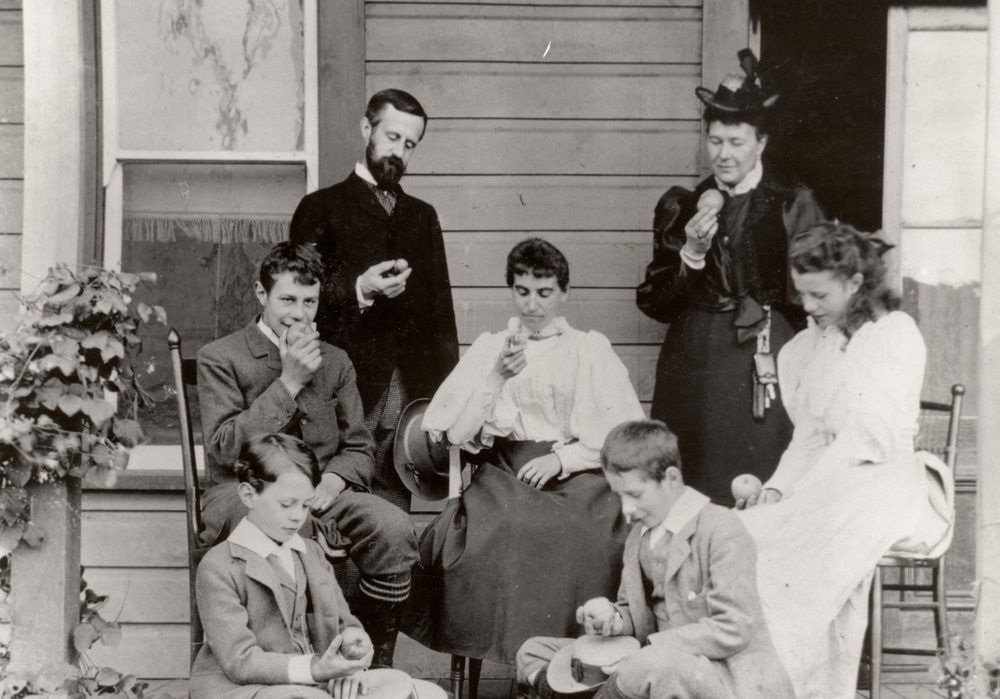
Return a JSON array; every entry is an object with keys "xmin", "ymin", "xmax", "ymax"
[
  {"xmin": 614, "ymin": 501, "xmax": 795, "ymax": 699},
  {"xmin": 191, "ymin": 537, "xmax": 361, "ymax": 699}
]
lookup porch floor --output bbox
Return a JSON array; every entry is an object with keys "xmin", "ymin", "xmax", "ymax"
[{"xmin": 145, "ymin": 632, "xmax": 949, "ymax": 698}]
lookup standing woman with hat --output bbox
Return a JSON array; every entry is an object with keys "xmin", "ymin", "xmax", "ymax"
[{"xmin": 637, "ymin": 50, "xmax": 824, "ymax": 506}]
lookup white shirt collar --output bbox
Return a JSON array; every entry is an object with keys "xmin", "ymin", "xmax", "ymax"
[
  {"xmin": 640, "ymin": 486, "xmax": 710, "ymax": 548},
  {"xmin": 715, "ymin": 160, "xmax": 764, "ymax": 197},
  {"xmin": 229, "ymin": 517, "xmax": 307, "ymax": 581},
  {"xmin": 256, "ymin": 316, "xmax": 281, "ymax": 348},
  {"xmin": 355, "ymin": 161, "xmax": 378, "ymax": 186}
]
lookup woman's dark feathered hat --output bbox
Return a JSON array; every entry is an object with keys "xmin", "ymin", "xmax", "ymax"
[{"xmin": 696, "ymin": 49, "xmax": 779, "ymax": 114}]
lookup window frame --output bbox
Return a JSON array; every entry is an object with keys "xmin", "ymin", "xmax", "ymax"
[{"xmin": 98, "ymin": 0, "xmax": 319, "ymax": 470}]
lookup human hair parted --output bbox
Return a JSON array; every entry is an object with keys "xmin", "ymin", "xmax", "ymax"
[
  {"xmin": 601, "ymin": 420, "xmax": 682, "ymax": 482},
  {"xmin": 366, "ymin": 89, "xmax": 428, "ymax": 133},
  {"xmin": 789, "ymin": 221, "xmax": 898, "ymax": 337},
  {"xmin": 233, "ymin": 433, "xmax": 321, "ymax": 492},
  {"xmin": 505, "ymin": 238, "xmax": 570, "ymax": 291},
  {"xmin": 258, "ymin": 241, "xmax": 324, "ymax": 293}
]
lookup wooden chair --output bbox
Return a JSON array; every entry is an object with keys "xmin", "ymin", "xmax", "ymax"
[
  {"xmin": 869, "ymin": 383, "xmax": 965, "ymax": 699},
  {"xmin": 167, "ymin": 328, "xmax": 212, "ymax": 667}
]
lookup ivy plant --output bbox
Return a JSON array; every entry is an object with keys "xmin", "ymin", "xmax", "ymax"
[{"xmin": 0, "ymin": 263, "xmax": 165, "ymax": 552}]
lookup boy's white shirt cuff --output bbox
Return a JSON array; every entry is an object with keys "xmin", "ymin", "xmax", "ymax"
[
  {"xmin": 356, "ymin": 277, "xmax": 375, "ymax": 310},
  {"xmin": 288, "ymin": 655, "xmax": 316, "ymax": 684}
]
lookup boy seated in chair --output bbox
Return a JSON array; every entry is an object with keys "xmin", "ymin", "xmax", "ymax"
[
  {"xmin": 516, "ymin": 420, "xmax": 794, "ymax": 699},
  {"xmin": 197, "ymin": 241, "xmax": 418, "ymax": 668}
]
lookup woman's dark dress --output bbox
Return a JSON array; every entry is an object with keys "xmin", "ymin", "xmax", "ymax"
[
  {"xmin": 406, "ymin": 440, "xmax": 628, "ymax": 664},
  {"xmin": 636, "ymin": 173, "xmax": 823, "ymax": 505}
]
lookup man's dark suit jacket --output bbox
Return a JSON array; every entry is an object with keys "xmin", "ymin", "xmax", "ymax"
[{"xmin": 289, "ymin": 172, "xmax": 459, "ymax": 409}]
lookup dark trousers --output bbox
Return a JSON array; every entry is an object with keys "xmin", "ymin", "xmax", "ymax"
[{"xmin": 201, "ymin": 482, "xmax": 419, "ymax": 579}]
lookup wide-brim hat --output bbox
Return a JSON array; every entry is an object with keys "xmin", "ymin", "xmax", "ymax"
[
  {"xmin": 358, "ymin": 668, "xmax": 448, "ymax": 699},
  {"xmin": 547, "ymin": 636, "xmax": 641, "ymax": 694},
  {"xmin": 393, "ymin": 398, "xmax": 451, "ymax": 501},
  {"xmin": 696, "ymin": 48, "xmax": 779, "ymax": 114}
]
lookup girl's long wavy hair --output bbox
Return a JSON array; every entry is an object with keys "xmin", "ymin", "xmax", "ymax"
[{"xmin": 788, "ymin": 222, "xmax": 899, "ymax": 338}]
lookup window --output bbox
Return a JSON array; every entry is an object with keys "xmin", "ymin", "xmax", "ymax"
[{"xmin": 100, "ymin": 0, "xmax": 318, "ymax": 465}]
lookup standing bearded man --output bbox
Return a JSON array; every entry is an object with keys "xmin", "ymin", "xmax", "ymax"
[{"xmin": 290, "ymin": 89, "xmax": 459, "ymax": 513}]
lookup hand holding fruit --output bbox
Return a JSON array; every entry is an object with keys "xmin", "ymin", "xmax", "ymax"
[
  {"xmin": 359, "ymin": 259, "xmax": 412, "ymax": 301},
  {"xmin": 279, "ymin": 322, "xmax": 321, "ymax": 398},
  {"xmin": 339, "ymin": 626, "xmax": 373, "ymax": 661},
  {"xmin": 732, "ymin": 474, "xmax": 782, "ymax": 509},
  {"xmin": 684, "ymin": 189, "xmax": 722, "ymax": 257},
  {"xmin": 311, "ymin": 630, "xmax": 373, "ymax": 682}
]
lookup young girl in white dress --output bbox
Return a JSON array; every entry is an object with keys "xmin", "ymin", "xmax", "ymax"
[{"xmin": 737, "ymin": 222, "xmax": 953, "ymax": 699}]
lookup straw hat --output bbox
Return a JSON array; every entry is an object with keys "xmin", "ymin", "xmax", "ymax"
[{"xmin": 546, "ymin": 636, "xmax": 641, "ymax": 694}]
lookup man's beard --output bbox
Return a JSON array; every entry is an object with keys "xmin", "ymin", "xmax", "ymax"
[{"xmin": 366, "ymin": 140, "xmax": 405, "ymax": 188}]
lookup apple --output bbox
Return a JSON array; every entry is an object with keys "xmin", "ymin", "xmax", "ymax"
[
  {"xmin": 285, "ymin": 322, "xmax": 311, "ymax": 347},
  {"xmin": 731, "ymin": 474, "xmax": 763, "ymax": 502},
  {"xmin": 697, "ymin": 188, "xmax": 724, "ymax": 213},
  {"xmin": 339, "ymin": 626, "xmax": 372, "ymax": 661}
]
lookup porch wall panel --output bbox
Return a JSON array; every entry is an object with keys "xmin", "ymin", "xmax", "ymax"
[{"xmin": 0, "ymin": 7, "xmax": 23, "ymax": 333}]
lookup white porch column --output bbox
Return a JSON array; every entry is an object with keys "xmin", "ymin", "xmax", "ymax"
[
  {"xmin": 20, "ymin": 0, "xmax": 90, "ymax": 292},
  {"xmin": 977, "ymin": 0, "xmax": 1000, "ymax": 665},
  {"xmin": 10, "ymin": 1, "xmax": 93, "ymax": 673}
]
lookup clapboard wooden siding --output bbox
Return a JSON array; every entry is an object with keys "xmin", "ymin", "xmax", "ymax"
[
  {"xmin": 412, "ymin": 120, "xmax": 701, "ymax": 177},
  {"xmin": 0, "ymin": 6, "xmax": 22, "ymax": 332},
  {"xmin": 367, "ymin": 5, "xmax": 702, "ymax": 64}
]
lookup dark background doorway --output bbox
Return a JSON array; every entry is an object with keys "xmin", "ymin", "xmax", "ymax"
[{"xmin": 756, "ymin": 0, "xmax": 889, "ymax": 232}]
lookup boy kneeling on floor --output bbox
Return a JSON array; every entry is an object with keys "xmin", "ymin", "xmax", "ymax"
[{"xmin": 516, "ymin": 420, "xmax": 794, "ymax": 699}]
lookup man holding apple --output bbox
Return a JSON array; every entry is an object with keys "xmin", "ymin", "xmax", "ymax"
[
  {"xmin": 290, "ymin": 89, "xmax": 459, "ymax": 515},
  {"xmin": 198, "ymin": 242, "xmax": 420, "ymax": 669}
]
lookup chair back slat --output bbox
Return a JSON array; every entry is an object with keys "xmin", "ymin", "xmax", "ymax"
[
  {"xmin": 916, "ymin": 383, "xmax": 965, "ymax": 471},
  {"xmin": 167, "ymin": 328, "xmax": 209, "ymax": 666},
  {"xmin": 168, "ymin": 328, "xmax": 203, "ymax": 545}
]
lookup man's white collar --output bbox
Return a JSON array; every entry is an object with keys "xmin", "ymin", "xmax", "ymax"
[
  {"xmin": 355, "ymin": 161, "xmax": 378, "ymax": 186},
  {"xmin": 640, "ymin": 486, "xmax": 709, "ymax": 548},
  {"xmin": 715, "ymin": 160, "xmax": 764, "ymax": 196}
]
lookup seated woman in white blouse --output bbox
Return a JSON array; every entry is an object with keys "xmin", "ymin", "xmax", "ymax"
[{"xmin": 404, "ymin": 238, "xmax": 645, "ymax": 665}]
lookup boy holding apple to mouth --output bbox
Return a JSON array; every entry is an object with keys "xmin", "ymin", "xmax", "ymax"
[{"xmin": 198, "ymin": 242, "xmax": 419, "ymax": 669}]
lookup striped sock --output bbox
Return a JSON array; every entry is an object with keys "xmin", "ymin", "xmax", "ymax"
[{"xmin": 359, "ymin": 574, "xmax": 411, "ymax": 603}]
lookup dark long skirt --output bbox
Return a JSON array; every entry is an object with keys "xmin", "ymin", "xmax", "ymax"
[
  {"xmin": 404, "ymin": 439, "xmax": 627, "ymax": 664},
  {"xmin": 651, "ymin": 308, "xmax": 795, "ymax": 506}
]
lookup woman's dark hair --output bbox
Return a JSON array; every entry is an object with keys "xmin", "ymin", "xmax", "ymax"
[
  {"xmin": 505, "ymin": 238, "xmax": 570, "ymax": 292},
  {"xmin": 258, "ymin": 242, "xmax": 324, "ymax": 293},
  {"xmin": 789, "ymin": 221, "xmax": 899, "ymax": 337},
  {"xmin": 601, "ymin": 420, "xmax": 682, "ymax": 482},
  {"xmin": 233, "ymin": 433, "xmax": 321, "ymax": 492},
  {"xmin": 703, "ymin": 106, "xmax": 770, "ymax": 139}
]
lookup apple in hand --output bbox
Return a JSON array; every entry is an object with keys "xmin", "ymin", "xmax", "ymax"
[
  {"xmin": 285, "ymin": 322, "xmax": 314, "ymax": 347},
  {"xmin": 731, "ymin": 474, "xmax": 763, "ymax": 502},
  {"xmin": 697, "ymin": 188, "xmax": 724, "ymax": 213},
  {"xmin": 339, "ymin": 626, "xmax": 372, "ymax": 661}
]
